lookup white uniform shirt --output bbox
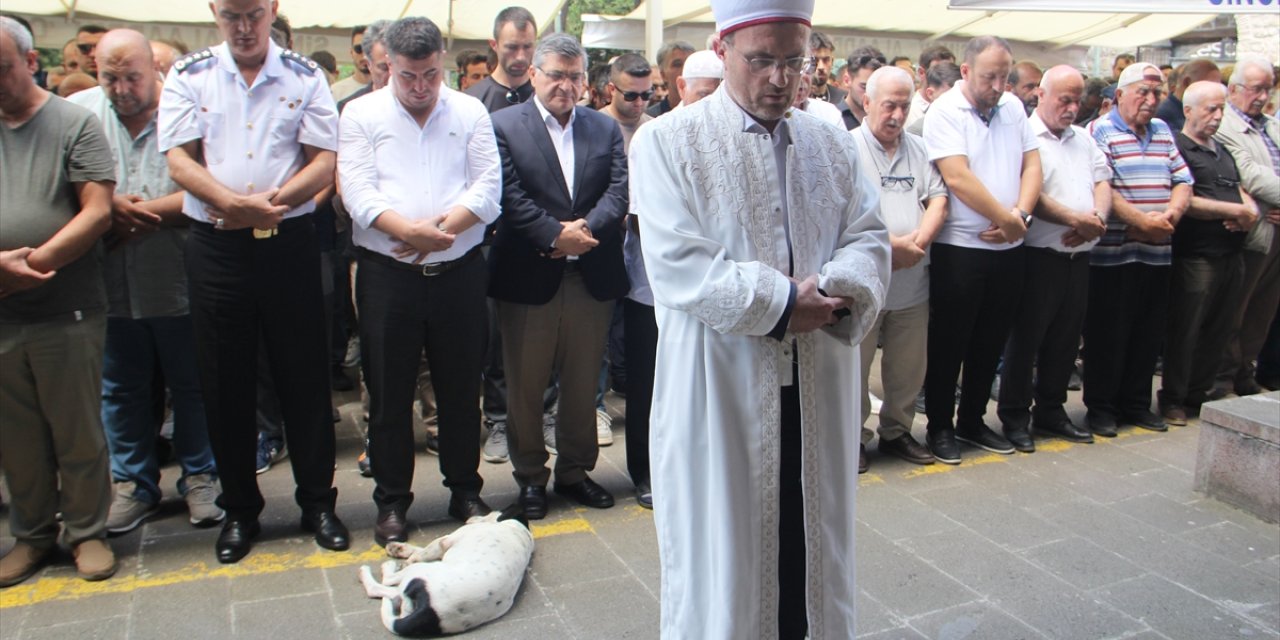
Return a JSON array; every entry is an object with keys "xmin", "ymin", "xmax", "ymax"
[
  {"xmin": 338, "ymin": 87, "xmax": 501, "ymax": 264},
  {"xmin": 1025, "ymin": 112, "xmax": 1111, "ymax": 253},
  {"xmin": 852, "ymin": 126, "xmax": 947, "ymax": 310},
  {"xmin": 157, "ymin": 41, "xmax": 338, "ymax": 223},
  {"xmin": 924, "ymin": 80, "xmax": 1039, "ymax": 250}
]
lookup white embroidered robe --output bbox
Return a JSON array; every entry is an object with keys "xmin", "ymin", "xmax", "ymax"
[{"xmin": 629, "ymin": 88, "xmax": 890, "ymax": 640}]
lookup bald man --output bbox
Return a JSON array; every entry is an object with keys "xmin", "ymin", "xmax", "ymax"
[
  {"xmin": 69, "ymin": 30, "xmax": 223, "ymax": 535},
  {"xmin": 998, "ymin": 66, "xmax": 1111, "ymax": 447},
  {"xmin": 1156, "ymin": 59, "xmax": 1221, "ymax": 133}
]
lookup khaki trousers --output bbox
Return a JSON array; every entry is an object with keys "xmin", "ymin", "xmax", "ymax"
[
  {"xmin": 0, "ymin": 313, "xmax": 111, "ymax": 548},
  {"xmin": 498, "ymin": 268, "xmax": 612, "ymax": 487},
  {"xmin": 859, "ymin": 301, "xmax": 930, "ymax": 445}
]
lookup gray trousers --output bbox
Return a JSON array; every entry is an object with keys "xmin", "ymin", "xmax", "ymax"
[
  {"xmin": 1219, "ymin": 231, "xmax": 1280, "ymax": 391},
  {"xmin": 1160, "ymin": 253, "xmax": 1245, "ymax": 407},
  {"xmin": 498, "ymin": 268, "xmax": 612, "ymax": 487},
  {"xmin": 859, "ymin": 301, "xmax": 929, "ymax": 445},
  {"xmin": 0, "ymin": 313, "xmax": 111, "ymax": 548}
]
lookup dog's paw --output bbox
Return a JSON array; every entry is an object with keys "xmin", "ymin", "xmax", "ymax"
[
  {"xmin": 385, "ymin": 541, "xmax": 410, "ymax": 558},
  {"xmin": 381, "ymin": 560, "xmax": 398, "ymax": 581}
]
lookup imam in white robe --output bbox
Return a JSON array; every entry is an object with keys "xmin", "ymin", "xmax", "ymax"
[{"xmin": 629, "ymin": 87, "xmax": 890, "ymax": 640}]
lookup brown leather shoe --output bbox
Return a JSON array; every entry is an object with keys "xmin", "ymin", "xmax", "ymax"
[
  {"xmin": 0, "ymin": 542, "xmax": 51, "ymax": 587},
  {"xmin": 72, "ymin": 539, "xmax": 117, "ymax": 582},
  {"xmin": 374, "ymin": 509, "xmax": 408, "ymax": 547},
  {"xmin": 879, "ymin": 433, "xmax": 936, "ymax": 465},
  {"xmin": 1161, "ymin": 404, "xmax": 1188, "ymax": 427}
]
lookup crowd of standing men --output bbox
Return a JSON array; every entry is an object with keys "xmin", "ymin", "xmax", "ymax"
[{"xmin": 1, "ymin": 1, "xmax": 1278, "ymax": 637}]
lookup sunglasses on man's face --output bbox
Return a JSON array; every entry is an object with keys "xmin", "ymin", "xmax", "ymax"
[
  {"xmin": 353, "ymin": 43, "xmax": 364, "ymax": 55},
  {"xmin": 619, "ymin": 89, "xmax": 655, "ymax": 102},
  {"xmin": 77, "ymin": 43, "xmax": 97, "ymax": 55}
]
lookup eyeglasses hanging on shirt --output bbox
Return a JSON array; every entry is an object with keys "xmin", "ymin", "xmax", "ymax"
[{"xmin": 880, "ymin": 175, "xmax": 915, "ymax": 191}]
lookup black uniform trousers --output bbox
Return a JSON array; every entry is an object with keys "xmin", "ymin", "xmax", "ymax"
[
  {"xmin": 186, "ymin": 217, "xmax": 337, "ymax": 520},
  {"xmin": 623, "ymin": 299, "xmax": 657, "ymax": 488},
  {"xmin": 925, "ymin": 243, "xmax": 1027, "ymax": 433},
  {"xmin": 356, "ymin": 249, "xmax": 487, "ymax": 512},
  {"xmin": 998, "ymin": 247, "xmax": 1091, "ymax": 430},
  {"xmin": 1082, "ymin": 263, "xmax": 1170, "ymax": 418},
  {"xmin": 778, "ymin": 366, "xmax": 808, "ymax": 640}
]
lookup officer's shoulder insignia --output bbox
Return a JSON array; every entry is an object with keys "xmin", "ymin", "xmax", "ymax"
[
  {"xmin": 280, "ymin": 49, "xmax": 320, "ymax": 73},
  {"xmin": 173, "ymin": 48, "xmax": 214, "ymax": 73}
]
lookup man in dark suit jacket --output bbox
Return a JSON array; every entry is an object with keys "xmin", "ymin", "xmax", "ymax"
[{"xmin": 489, "ymin": 33, "xmax": 629, "ymax": 519}]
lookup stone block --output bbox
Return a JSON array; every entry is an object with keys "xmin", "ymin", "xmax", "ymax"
[{"xmin": 1195, "ymin": 392, "xmax": 1280, "ymax": 523}]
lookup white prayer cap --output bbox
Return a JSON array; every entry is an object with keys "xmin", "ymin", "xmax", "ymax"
[
  {"xmin": 1116, "ymin": 62, "xmax": 1163, "ymax": 89},
  {"xmin": 712, "ymin": 0, "xmax": 814, "ymax": 38},
  {"xmin": 681, "ymin": 50, "xmax": 724, "ymax": 80}
]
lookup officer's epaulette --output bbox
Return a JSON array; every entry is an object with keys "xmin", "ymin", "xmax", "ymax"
[
  {"xmin": 173, "ymin": 48, "xmax": 214, "ymax": 73},
  {"xmin": 280, "ymin": 49, "xmax": 320, "ymax": 72}
]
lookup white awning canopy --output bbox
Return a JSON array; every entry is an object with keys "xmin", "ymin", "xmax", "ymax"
[{"xmin": 3, "ymin": 0, "xmax": 569, "ymax": 41}]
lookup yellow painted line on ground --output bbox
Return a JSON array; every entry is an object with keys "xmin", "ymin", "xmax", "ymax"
[{"xmin": 0, "ymin": 516, "xmax": 595, "ymax": 609}]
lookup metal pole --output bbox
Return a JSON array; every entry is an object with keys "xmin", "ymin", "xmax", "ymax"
[{"xmin": 646, "ymin": 0, "xmax": 663, "ymax": 62}]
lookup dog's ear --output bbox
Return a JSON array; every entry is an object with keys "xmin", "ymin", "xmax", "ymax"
[{"xmin": 496, "ymin": 502, "xmax": 530, "ymax": 529}]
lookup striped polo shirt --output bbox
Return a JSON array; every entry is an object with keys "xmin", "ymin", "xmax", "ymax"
[{"xmin": 1087, "ymin": 109, "xmax": 1193, "ymax": 267}]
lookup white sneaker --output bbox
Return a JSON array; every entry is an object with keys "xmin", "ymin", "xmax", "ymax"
[
  {"xmin": 543, "ymin": 413, "xmax": 558, "ymax": 455},
  {"xmin": 105, "ymin": 482, "xmax": 158, "ymax": 535},
  {"xmin": 483, "ymin": 422, "xmax": 509, "ymax": 463},
  {"xmin": 596, "ymin": 409, "xmax": 614, "ymax": 446},
  {"xmin": 184, "ymin": 473, "xmax": 225, "ymax": 527}
]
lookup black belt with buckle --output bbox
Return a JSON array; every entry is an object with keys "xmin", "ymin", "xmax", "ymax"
[{"xmin": 359, "ymin": 246, "xmax": 481, "ymax": 277}]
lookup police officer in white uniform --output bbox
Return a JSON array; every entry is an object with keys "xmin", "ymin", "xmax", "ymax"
[{"xmin": 157, "ymin": 0, "xmax": 348, "ymax": 564}]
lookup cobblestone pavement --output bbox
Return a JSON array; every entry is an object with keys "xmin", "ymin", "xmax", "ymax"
[{"xmin": 1, "ymin": 369, "xmax": 1277, "ymax": 639}]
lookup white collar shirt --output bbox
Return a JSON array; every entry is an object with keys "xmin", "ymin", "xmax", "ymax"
[
  {"xmin": 740, "ymin": 105, "xmax": 793, "ymax": 248},
  {"xmin": 534, "ymin": 95, "xmax": 577, "ymax": 196},
  {"xmin": 1025, "ymin": 112, "xmax": 1111, "ymax": 253},
  {"xmin": 157, "ymin": 40, "xmax": 339, "ymax": 223},
  {"xmin": 338, "ymin": 86, "xmax": 502, "ymax": 264},
  {"xmin": 904, "ymin": 90, "xmax": 931, "ymax": 130},
  {"xmin": 923, "ymin": 80, "xmax": 1039, "ymax": 250}
]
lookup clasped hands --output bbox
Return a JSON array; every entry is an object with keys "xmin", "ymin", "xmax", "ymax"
[
  {"xmin": 205, "ymin": 188, "xmax": 290, "ymax": 231},
  {"xmin": 787, "ymin": 275, "xmax": 854, "ymax": 334},
  {"xmin": 0, "ymin": 247, "xmax": 54, "ymax": 299},
  {"xmin": 1122, "ymin": 210, "xmax": 1176, "ymax": 243},
  {"xmin": 547, "ymin": 219, "xmax": 598, "ymax": 259},
  {"xmin": 109, "ymin": 194, "xmax": 164, "ymax": 248},
  {"xmin": 978, "ymin": 208, "xmax": 1029, "ymax": 244}
]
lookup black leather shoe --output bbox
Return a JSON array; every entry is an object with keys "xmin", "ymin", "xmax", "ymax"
[
  {"xmin": 553, "ymin": 477, "xmax": 615, "ymax": 509},
  {"xmin": 956, "ymin": 423, "xmax": 1015, "ymax": 454},
  {"xmin": 1002, "ymin": 426, "xmax": 1036, "ymax": 453},
  {"xmin": 301, "ymin": 510, "xmax": 350, "ymax": 551},
  {"xmin": 880, "ymin": 433, "xmax": 935, "ymax": 465},
  {"xmin": 635, "ymin": 482, "xmax": 653, "ymax": 509},
  {"xmin": 858, "ymin": 444, "xmax": 869, "ymax": 474},
  {"xmin": 519, "ymin": 486, "xmax": 548, "ymax": 520},
  {"xmin": 926, "ymin": 429, "xmax": 962, "ymax": 465},
  {"xmin": 215, "ymin": 519, "xmax": 260, "ymax": 564},
  {"xmin": 1086, "ymin": 410, "xmax": 1118, "ymax": 438},
  {"xmin": 1034, "ymin": 418, "xmax": 1094, "ymax": 443},
  {"xmin": 374, "ymin": 509, "xmax": 408, "ymax": 547},
  {"xmin": 447, "ymin": 493, "xmax": 492, "ymax": 522},
  {"xmin": 1121, "ymin": 409, "xmax": 1167, "ymax": 432}
]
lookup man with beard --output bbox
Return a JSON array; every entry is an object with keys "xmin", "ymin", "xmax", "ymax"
[
  {"xmin": 466, "ymin": 7, "xmax": 538, "ymax": 112},
  {"xmin": 630, "ymin": 0, "xmax": 890, "ymax": 635},
  {"xmin": 1083, "ymin": 62, "xmax": 1192, "ymax": 436},
  {"xmin": 69, "ymin": 29, "xmax": 223, "ymax": 535},
  {"xmin": 807, "ymin": 31, "xmax": 844, "ymax": 105},
  {"xmin": 330, "ymin": 26, "xmax": 371, "ymax": 102},
  {"xmin": 922, "ymin": 35, "xmax": 1042, "ymax": 463},
  {"xmin": 838, "ymin": 45, "xmax": 884, "ymax": 130},
  {"xmin": 1007, "ymin": 60, "xmax": 1042, "ymax": 116}
]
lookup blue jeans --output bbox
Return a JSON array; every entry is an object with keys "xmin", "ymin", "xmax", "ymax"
[{"xmin": 101, "ymin": 315, "xmax": 216, "ymax": 503}]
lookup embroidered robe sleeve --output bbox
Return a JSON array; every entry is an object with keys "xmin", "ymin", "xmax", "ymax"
[{"xmin": 815, "ymin": 147, "xmax": 890, "ymax": 346}]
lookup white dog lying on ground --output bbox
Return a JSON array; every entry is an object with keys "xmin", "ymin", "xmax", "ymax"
[{"xmin": 358, "ymin": 508, "xmax": 535, "ymax": 636}]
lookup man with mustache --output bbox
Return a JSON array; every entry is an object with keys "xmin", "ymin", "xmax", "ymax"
[
  {"xmin": 68, "ymin": 29, "xmax": 223, "ymax": 535},
  {"xmin": 487, "ymin": 33, "xmax": 628, "ymax": 520},
  {"xmin": 922, "ymin": 35, "xmax": 1042, "ymax": 463},
  {"xmin": 157, "ymin": 0, "xmax": 348, "ymax": 564},
  {"xmin": 1214, "ymin": 57, "xmax": 1280, "ymax": 398},
  {"xmin": 1083, "ymin": 62, "xmax": 1192, "ymax": 437},
  {"xmin": 1159, "ymin": 81, "xmax": 1258, "ymax": 426}
]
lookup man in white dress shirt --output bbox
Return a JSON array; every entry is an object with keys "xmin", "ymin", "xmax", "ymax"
[
  {"xmin": 338, "ymin": 16, "xmax": 502, "ymax": 545},
  {"xmin": 630, "ymin": 0, "xmax": 889, "ymax": 636}
]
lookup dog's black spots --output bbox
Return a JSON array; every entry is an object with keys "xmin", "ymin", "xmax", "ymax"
[
  {"xmin": 497, "ymin": 503, "xmax": 530, "ymax": 528},
  {"xmin": 391, "ymin": 578, "xmax": 444, "ymax": 637}
]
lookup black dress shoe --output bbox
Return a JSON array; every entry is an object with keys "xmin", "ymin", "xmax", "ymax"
[
  {"xmin": 858, "ymin": 444, "xmax": 869, "ymax": 474},
  {"xmin": 216, "ymin": 519, "xmax": 260, "ymax": 564},
  {"xmin": 374, "ymin": 509, "xmax": 408, "ymax": 547},
  {"xmin": 1002, "ymin": 426, "xmax": 1036, "ymax": 453},
  {"xmin": 301, "ymin": 510, "xmax": 350, "ymax": 551},
  {"xmin": 519, "ymin": 486, "xmax": 548, "ymax": 520},
  {"xmin": 1120, "ymin": 409, "xmax": 1167, "ymax": 432},
  {"xmin": 635, "ymin": 482, "xmax": 653, "ymax": 509},
  {"xmin": 1086, "ymin": 410, "xmax": 1118, "ymax": 437},
  {"xmin": 447, "ymin": 493, "xmax": 492, "ymax": 522},
  {"xmin": 926, "ymin": 429, "xmax": 962, "ymax": 465},
  {"xmin": 1034, "ymin": 418, "xmax": 1093, "ymax": 443},
  {"xmin": 955, "ymin": 423, "xmax": 1015, "ymax": 454},
  {"xmin": 553, "ymin": 477, "xmax": 615, "ymax": 509},
  {"xmin": 880, "ymin": 433, "xmax": 936, "ymax": 465}
]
